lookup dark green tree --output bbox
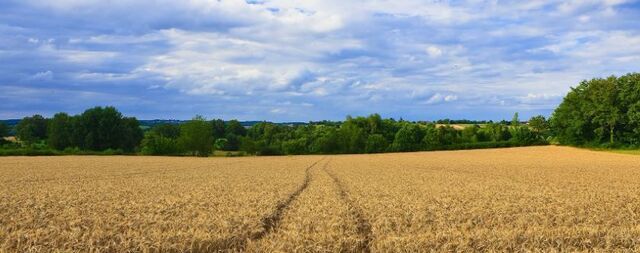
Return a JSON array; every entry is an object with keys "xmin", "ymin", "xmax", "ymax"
[
  {"xmin": 152, "ymin": 124, "xmax": 180, "ymax": 139},
  {"xmin": 528, "ymin": 115, "xmax": 549, "ymax": 135},
  {"xmin": 141, "ymin": 132, "xmax": 181, "ymax": 155},
  {"xmin": 178, "ymin": 115, "xmax": 213, "ymax": 156},
  {"xmin": 16, "ymin": 114, "xmax": 48, "ymax": 144},
  {"xmin": 282, "ymin": 138, "xmax": 308, "ymax": 155},
  {"xmin": 211, "ymin": 119, "xmax": 226, "ymax": 139},
  {"xmin": 120, "ymin": 117, "xmax": 144, "ymax": 152},
  {"xmin": 0, "ymin": 122, "xmax": 9, "ymax": 139},
  {"xmin": 226, "ymin": 120, "xmax": 247, "ymax": 136},
  {"xmin": 47, "ymin": 113, "xmax": 73, "ymax": 150},
  {"xmin": 391, "ymin": 123, "xmax": 423, "ymax": 151},
  {"xmin": 365, "ymin": 134, "xmax": 388, "ymax": 153},
  {"xmin": 338, "ymin": 117, "xmax": 366, "ymax": 153}
]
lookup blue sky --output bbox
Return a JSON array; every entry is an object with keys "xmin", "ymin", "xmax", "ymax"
[{"xmin": 1, "ymin": 0, "xmax": 639, "ymax": 121}]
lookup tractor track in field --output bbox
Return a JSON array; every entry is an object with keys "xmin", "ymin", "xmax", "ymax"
[
  {"xmin": 205, "ymin": 157, "xmax": 326, "ymax": 252},
  {"xmin": 323, "ymin": 161, "xmax": 373, "ymax": 253}
]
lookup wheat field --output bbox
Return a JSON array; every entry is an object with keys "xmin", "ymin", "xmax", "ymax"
[{"xmin": 2, "ymin": 146, "xmax": 640, "ymax": 252}]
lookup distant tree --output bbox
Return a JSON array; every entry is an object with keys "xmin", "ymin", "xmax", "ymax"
[
  {"xmin": 528, "ymin": 115, "xmax": 549, "ymax": 135},
  {"xmin": 365, "ymin": 134, "xmax": 388, "ymax": 153},
  {"xmin": 282, "ymin": 138, "xmax": 308, "ymax": 155},
  {"xmin": 391, "ymin": 123, "xmax": 423, "ymax": 151},
  {"xmin": 226, "ymin": 120, "xmax": 246, "ymax": 136},
  {"xmin": 178, "ymin": 115, "xmax": 213, "ymax": 156},
  {"xmin": 0, "ymin": 122, "xmax": 8, "ymax": 138},
  {"xmin": 211, "ymin": 119, "xmax": 226, "ymax": 139},
  {"xmin": 511, "ymin": 112, "xmax": 520, "ymax": 126},
  {"xmin": 436, "ymin": 125, "xmax": 459, "ymax": 146},
  {"xmin": 366, "ymin": 114, "xmax": 383, "ymax": 134},
  {"xmin": 16, "ymin": 114, "xmax": 48, "ymax": 144},
  {"xmin": 72, "ymin": 106, "xmax": 142, "ymax": 151},
  {"xmin": 223, "ymin": 133, "xmax": 241, "ymax": 151},
  {"xmin": 47, "ymin": 113, "xmax": 73, "ymax": 150},
  {"xmin": 120, "ymin": 117, "xmax": 144, "ymax": 152},
  {"xmin": 75, "ymin": 107, "xmax": 122, "ymax": 150},
  {"xmin": 0, "ymin": 122, "xmax": 8, "ymax": 144},
  {"xmin": 309, "ymin": 126, "xmax": 339, "ymax": 154},
  {"xmin": 482, "ymin": 123, "xmax": 511, "ymax": 142},
  {"xmin": 338, "ymin": 118, "xmax": 366, "ymax": 153},
  {"xmin": 141, "ymin": 132, "xmax": 181, "ymax": 155},
  {"xmin": 152, "ymin": 124, "xmax": 180, "ymax": 139},
  {"xmin": 511, "ymin": 126, "xmax": 539, "ymax": 145},
  {"xmin": 460, "ymin": 125, "xmax": 479, "ymax": 143},
  {"xmin": 422, "ymin": 124, "xmax": 440, "ymax": 149}
]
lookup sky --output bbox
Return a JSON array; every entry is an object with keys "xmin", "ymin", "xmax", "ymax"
[{"xmin": 1, "ymin": 0, "xmax": 639, "ymax": 121}]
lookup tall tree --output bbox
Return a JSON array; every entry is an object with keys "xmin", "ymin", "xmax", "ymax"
[
  {"xmin": 47, "ymin": 113, "xmax": 73, "ymax": 150},
  {"xmin": 0, "ymin": 122, "xmax": 8, "ymax": 139},
  {"xmin": 16, "ymin": 114, "xmax": 48, "ymax": 144},
  {"xmin": 588, "ymin": 77, "xmax": 619, "ymax": 144},
  {"xmin": 391, "ymin": 123, "xmax": 423, "ymax": 151},
  {"xmin": 120, "ymin": 117, "xmax": 144, "ymax": 152},
  {"xmin": 178, "ymin": 115, "xmax": 213, "ymax": 156},
  {"xmin": 511, "ymin": 112, "xmax": 520, "ymax": 126},
  {"xmin": 211, "ymin": 119, "xmax": 226, "ymax": 139}
]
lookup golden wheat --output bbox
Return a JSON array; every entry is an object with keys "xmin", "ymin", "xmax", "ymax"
[{"xmin": 2, "ymin": 146, "xmax": 640, "ymax": 252}]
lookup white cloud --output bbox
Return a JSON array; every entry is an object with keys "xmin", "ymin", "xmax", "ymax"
[
  {"xmin": 26, "ymin": 70, "xmax": 53, "ymax": 81},
  {"xmin": 424, "ymin": 93, "xmax": 458, "ymax": 105},
  {"xmin": 426, "ymin": 46, "xmax": 442, "ymax": 58}
]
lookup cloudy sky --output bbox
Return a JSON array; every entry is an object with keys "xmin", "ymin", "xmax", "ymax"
[{"xmin": 1, "ymin": 0, "xmax": 639, "ymax": 121}]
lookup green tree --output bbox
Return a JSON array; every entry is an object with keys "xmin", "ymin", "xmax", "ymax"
[
  {"xmin": 120, "ymin": 117, "xmax": 144, "ymax": 152},
  {"xmin": 178, "ymin": 115, "xmax": 213, "ymax": 156},
  {"xmin": 141, "ymin": 132, "xmax": 181, "ymax": 155},
  {"xmin": 75, "ymin": 107, "xmax": 122, "ymax": 150},
  {"xmin": 338, "ymin": 117, "xmax": 366, "ymax": 153},
  {"xmin": 528, "ymin": 115, "xmax": 549, "ymax": 136},
  {"xmin": 617, "ymin": 73, "xmax": 640, "ymax": 144},
  {"xmin": 16, "ymin": 114, "xmax": 48, "ymax": 144},
  {"xmin": 0, "ymin": 122, "xmax": 9, "ymax": 138},
  {"xmin": 152, "ymin": 124, "xmax": 180, "ymax": 139},
  {"xmin": 226, "ymin": 120, "xmax": 247, "ymax": 136},
  {"xmin": 365, "ymin": 134, "xmax": 388, "ymax": 153},
  {"xmin": 309, "ymin": 126, "xmax": 339, "ymax": 154},
  {"xmin": 460, "ymin": 125, "xmax": 479, "ymax": 143},
  {"xmin": 511, "ymin": 112, "xmax": 519, "ymax": 126},
  {"xmin": 391, "ymin": 123, "xmax": 423, "ymax": 151},
  {"xmin": 282, "ymin": 138, "xmax": 308, "ymax": 155},
  {"xmin": 47, "ymin": 113, "xmax": 73, "ymax": 150},
  {"xmin": 587, "ymin": 77, "xmax": 619, "ymax": 144},
  {"xmin": 550, "ymin": 75, "xmax": 640, "ymax": 146},
  {"xmin": 211, "ymin": 119, "xmax": 226, "ymax": 139},
  {"xmin": 436, "ymin": 125, "xmax": 459, "ymax": 146},
  {"xmin": 511, "ymin": 126, "xmax": 538, "ymax": 145}
]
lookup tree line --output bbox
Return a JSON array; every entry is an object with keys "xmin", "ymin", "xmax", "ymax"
[
  {"xmin": 2, "ymin": 72, "xmax": 637, "ymax": 156},
  {"xmin": 0, "ymin": 107, "xmax": 549, "ymax": 156},
  {"xmin": 1, "ymin": 107, "xmax": 144, "ymax": 153}
]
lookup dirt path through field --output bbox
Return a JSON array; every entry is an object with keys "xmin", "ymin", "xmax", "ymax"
[
  {"xmin": 203, "ymin": 157, "xmax": 325, "ymax": 252},
  {"xmin": 323, "ymin": 160, "xmax": 373, "ymax": 253},
  {"xmin": 246, "ymin": 158, "xmax": 364, "ymax": 252}
]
